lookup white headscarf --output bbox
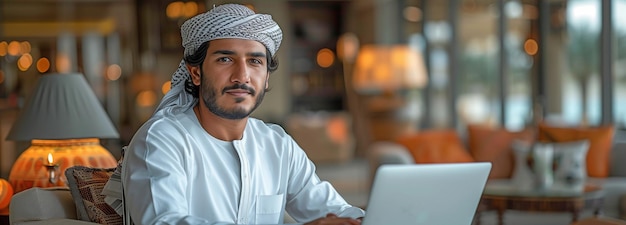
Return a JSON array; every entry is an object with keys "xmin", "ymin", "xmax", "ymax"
[{"xmin": 154, "ymin": 4, "xmax": 283, "ymax": 115}]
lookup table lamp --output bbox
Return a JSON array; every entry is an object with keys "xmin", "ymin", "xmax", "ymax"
[
  {"xmin": 6, "ymin": 73, "xmax": 119, "ymax": 193},
  {"xmin": 352, "ymin": 44, "xmax": 428, "ymax": 95},
  {"xmin": 351, "ymin": 45, "xmax": 429, "ymax": 142}
]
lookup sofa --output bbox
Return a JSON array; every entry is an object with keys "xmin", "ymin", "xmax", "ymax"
[{"xmin": 367, "ymin": 125, "xmax": 626, "ymax": 225}]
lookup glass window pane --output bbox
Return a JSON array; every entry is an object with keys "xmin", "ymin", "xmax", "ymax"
[
  {"xmin": 543, "ymin": 0, "xmax": 601, "ymax": 126},
  {"xmin": 424, "ymin": 0, "xmax": 453, "ymax": 128},
  {"xmin": 458, "ymin": 0, "xmax": 500, "ymax": 127},
  {"xmin": 613, "ymin": 0, "xmax": 626, "ymax": 127},
  {"xmin": 505, "ymin": 0, "xmax": 534, "ymax": 130},
  {"xmin": 547, "ymin": 0, "xmax": 601, "ymax": 125}
]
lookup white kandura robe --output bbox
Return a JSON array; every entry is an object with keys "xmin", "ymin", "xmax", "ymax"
[{"xmin": 122, "ymin": 107, "xmax": 365, "ymax": 225}]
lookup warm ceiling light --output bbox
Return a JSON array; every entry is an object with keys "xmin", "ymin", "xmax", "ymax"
[
  {"xmin": 17, "ymin": 54, "xmax": 33, "ymax": 71},
  {"xmin": 183, "ymin": 2, "xmax": 199, "ymax": 18},
  {"xmin": 0, "ymin": 41, "xmax": 8, "ymax": 56},
  {"xmin": 36, "ymin": 57, "xmax": 50, "ymax": 73},
  {"xmin": 162, "ymin": 81, "xmax": 171, "ymax": 94},
  {"xmin": 166, "ymin": 1, "xmax": 184, "ymax": 19},
  {"xmin": 56, "ymin": 53, "xmax": 72, "ymax": 73},
  {"xmin": 106, "ymin": 64, "xmax": 122, "ymax": 81},
  {"xmin": 337, "ymin": 33, "xmax": 359, "ymax": 63},
  {"xmin": 7, "ymin": 41, "xmax": 20, "ymax": 56},
  {"xmin": 317, "ymin": 48, "xmax": 335, "ymax": 68},
  {"xmin": 524, "ymin": 39, "xmax": 538, "ymax": 56},
  {"xmin": 403, "ymin": 6, "xmax": 423, "ymax": 22},
  {"xmin": 19, "ymin": 41, "xmax": 31, "ymax": 55},
  {"xmin": 136, "ymin": 90, "xmax": 157, "ymax": 107}
]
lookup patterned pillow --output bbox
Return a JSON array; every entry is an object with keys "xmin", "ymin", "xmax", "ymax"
[
  {"xmin": 552, "ymin": 140, "xmax": 590, "ymax": 187},
  {"xmin": 65, "ymin": 166, "xmax": 122, "ymax": 225}
]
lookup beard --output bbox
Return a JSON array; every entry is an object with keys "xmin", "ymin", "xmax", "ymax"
[{"xmin": 199, "ymin": 72, "xmax": 266, "ymax": 120}]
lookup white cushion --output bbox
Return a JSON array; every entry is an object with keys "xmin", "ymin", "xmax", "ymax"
[{"xmin": 551, "ymin": 140, "xmax": 590, "ymax": 188}]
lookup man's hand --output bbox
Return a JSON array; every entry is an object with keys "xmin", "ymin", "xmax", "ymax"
[{"xmin": 304, "ymin": 213, "xmax": 362, "ymax": 225}]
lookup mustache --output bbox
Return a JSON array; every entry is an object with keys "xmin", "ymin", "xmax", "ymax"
[{"xmin": 222, "ymin": 83, "xmax": 256, "ymax": 96}]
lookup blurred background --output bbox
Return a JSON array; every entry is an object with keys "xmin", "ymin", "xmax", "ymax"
[{"xmin": 1, "ymin": 0, "xmax": 625, "ymax": 179}]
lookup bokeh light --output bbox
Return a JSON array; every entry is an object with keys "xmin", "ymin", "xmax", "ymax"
[
  {"xmin": 316, "ymin": 48, "xmax": 335, "ymax": 68},
  {"xmin": 19, "ymin": 41, "xmax": 31, "ymax": 55},
  {"xmin": 162, "ymin": 81, "xmax": 171, "ymax": 94},
  {"xmin": 524, "ymin": 39, "xmax": 538, "ymax": 55},
  {"xmin": 136, "ymin": 90, "xmax": 157, "ymax": 107},
  {"xmin": 56, "ymin": 54, "xmax": 71, "ymax": 73},
  {"xmin": 37, "ymin": 57, "xmax": 50, "ymax": 73},
  {"xmin": 106, "ymin": 64, "xmax": 122, "ymax": 81},
  {"xmin": 7, "ymin": 41, "xmax": 20, "ymax": 56},
  {"xmin": 183, "ymin": 2, "xmax": 198, "ymax": 18},
  {"xmin": 17, "ymin": 53, "xmax": 33, "ymax": 71},
  {"xmin": 166, "ymin": 1, "xmax": 184, "ymax": 19},
  {"xmin": 403, "ymin": 6, "xmax": 423, "ymax": 22},
  {"xmin": 0, "ymin": 42, "xmax": 8, "ymax": 56}
]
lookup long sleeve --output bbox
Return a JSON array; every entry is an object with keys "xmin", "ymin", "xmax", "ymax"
[{"xmin": 122, "ymin": 117, "xmax": 218, "ymax": 225}]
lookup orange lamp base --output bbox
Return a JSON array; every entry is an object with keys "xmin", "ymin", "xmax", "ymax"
[{"xmin": 8, "ymin": 138, "xmax": 117, "ymax": 193}]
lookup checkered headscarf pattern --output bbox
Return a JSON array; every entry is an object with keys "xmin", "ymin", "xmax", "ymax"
[{"xmin": 155, "ymin": 4, "xmax": 282, "ymax": 115}]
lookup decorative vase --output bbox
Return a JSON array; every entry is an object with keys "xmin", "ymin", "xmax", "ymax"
[{"xmin": 532, "ymin": 145, "xmax": 554, "ymax": 190}]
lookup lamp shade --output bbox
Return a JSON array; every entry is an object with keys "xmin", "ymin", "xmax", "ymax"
[
  {"xmin": 6, "ymin": 73, "xmax": 119, "ymax": 140},
  {"xmin": 352, "ymin": 45, "xmax": 428, "ymax": 94},
  {"xmin": 5, "ymin": 73, "xmax": 119, "ymax": 193}
]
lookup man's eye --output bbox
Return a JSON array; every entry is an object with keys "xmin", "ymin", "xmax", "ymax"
[
  {"xmin": 218, "ymin": 57, "xmax": 232, "ymax": 62},
  {"xmin": 250, "ymin": 59, "xmax": 262, "ymax": 64}
]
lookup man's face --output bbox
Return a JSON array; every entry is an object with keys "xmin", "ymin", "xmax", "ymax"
[{"xmin": 191, "ymin": 39, "xmax": 270, "ymax": 120}]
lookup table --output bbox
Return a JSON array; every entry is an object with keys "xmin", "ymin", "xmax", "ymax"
[{"xmin": 476, "ymin": 181, "xmax": 605, "ymax": 225}]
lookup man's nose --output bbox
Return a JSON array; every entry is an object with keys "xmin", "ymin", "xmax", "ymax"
[{"xmin": 231, "ymin": 61, "xmax": 250, "ymax": 83}]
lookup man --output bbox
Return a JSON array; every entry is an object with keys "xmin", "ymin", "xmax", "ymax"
[{"xmin": 121, "ymin": 3, "xmax": 365, "ymax": 225}]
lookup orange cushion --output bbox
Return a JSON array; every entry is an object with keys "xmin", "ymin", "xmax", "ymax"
[
  {"xmin": 467, "ymin": 125, "xmax": 535, "ymax": 179},
  {"xmin": 537, "ymin": 123, "xmax": 615, "ymax": 177},
  {"xmin": 396, "ymin": 130, "xmax": 474, "ymax": 164}
]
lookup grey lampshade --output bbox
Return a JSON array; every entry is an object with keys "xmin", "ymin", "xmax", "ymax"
[{"xmin": 6, "ymin": 73, "xmax": 119, "ymax": 141}]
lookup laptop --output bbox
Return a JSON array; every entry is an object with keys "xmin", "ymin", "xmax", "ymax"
[{"xmin": 362, "ymin": 162, "xmax": 491, "ymax": 225}]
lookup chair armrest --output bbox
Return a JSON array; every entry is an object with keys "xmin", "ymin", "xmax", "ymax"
[
  {"xmin": 9, "ymin": 187, "xmax": 79, "ymax": 224},
  {"xmin": 368, "ymin": 141, "xmax": 414, "ymax": 166},
  {"xmin": 12, "ymin": 218, "xmax": 100, "ymax": 225},
  {"xmin": 367, "ymin": 141, "xmax": 414, "ymax": 189}
]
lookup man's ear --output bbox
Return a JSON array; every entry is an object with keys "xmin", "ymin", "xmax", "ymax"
[
  {"xmin": 265, "ymin": 73, "xmax": 270, "ymax": 89},
  {"xmin": 187, "ymin": 64, "xmax": 202, "ymax": 85}
]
